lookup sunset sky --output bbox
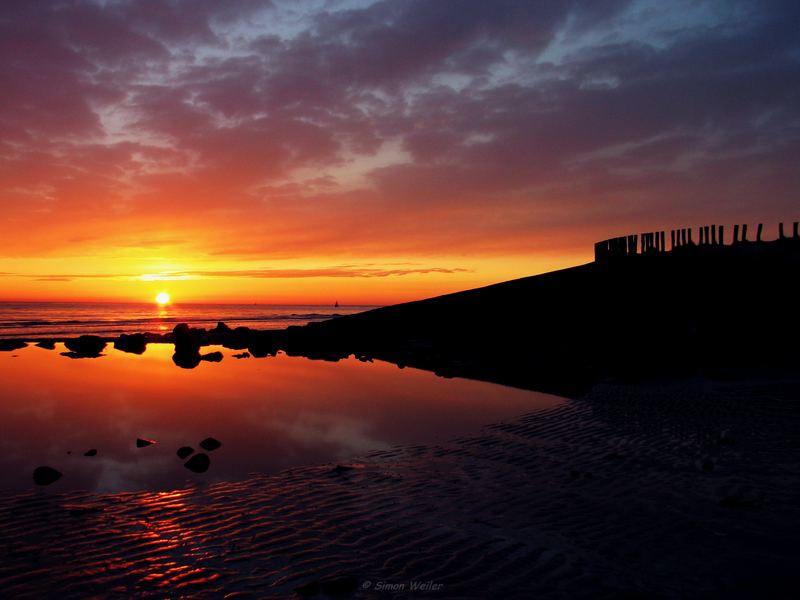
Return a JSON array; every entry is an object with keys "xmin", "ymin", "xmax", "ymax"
[{"xmin": 1, "ymin": 0, "xmax": 798, "ymax": 304}]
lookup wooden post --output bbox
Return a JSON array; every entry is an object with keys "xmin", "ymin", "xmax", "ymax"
[
  {"xmin": 719, "ymin": 225, "xmax": 724, "ymax": 245},
  {"xmin": 704, "ymin": 225, "xmax": 711, "ymax": 245},
  {"xmin": 742, "ymin": 223, "xmax": 748, "ymax": 241},
  {"xmin": 688, "ymin": 228, "xmax": 694, "ymax": 245},
  {"xmin": 757, "ymin": 223, "xmax": 763, "ymax": 242},
  {"xmin": 671, "ymin": 230, "xmax": 676, "ymax": 249},
  {"xmin": 733, "ymin": 224, "xmax": 739, "ymax": 243},
  {"xmin": 779, "ymin": 222, "xmax": 785, "ymax": 239},
  {"xmin": 660, "ymin": 231, "xmax": 666, "ymax": 251},
  {"xmin": 711, "ymin": 224, "xmax": 717, "ymax": 245}
]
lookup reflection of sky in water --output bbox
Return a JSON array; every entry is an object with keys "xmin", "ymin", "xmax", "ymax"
[{"xmin": 0, "ymin": 344, "xmax": 563, "ymax": 493}]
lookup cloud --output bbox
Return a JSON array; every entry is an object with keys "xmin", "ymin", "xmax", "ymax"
[{"xmin": 0, "ymin": 0, "xmax": 798, "ymax": 276}]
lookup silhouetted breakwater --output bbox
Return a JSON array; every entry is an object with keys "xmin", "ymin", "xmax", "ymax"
[
  {"xmin": 594, "ymin": 221, "xmax": 799, "ymax": 261},
  {"xmin": 7, "ymin": 221, "xmax": 799, "ymax": 395}
]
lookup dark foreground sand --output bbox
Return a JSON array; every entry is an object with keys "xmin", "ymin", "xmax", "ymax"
[{"xmin": 1, "ymin": 378, "xmax": 798, "ymax": 599}]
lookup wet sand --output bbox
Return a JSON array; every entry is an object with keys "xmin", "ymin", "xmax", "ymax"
[{"xmin": 1, "ymin": 377, "xmax": 798, "ymax": 599}]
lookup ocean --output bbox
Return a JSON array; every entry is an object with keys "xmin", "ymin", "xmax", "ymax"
[{"xmin": 0, "ymin": 302, "xmax": 376, "ymax": 338}]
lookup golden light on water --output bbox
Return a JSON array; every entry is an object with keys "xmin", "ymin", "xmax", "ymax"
[{"xmin": 155, "ymin": 292, "xmax": 171, "ymax": 306}]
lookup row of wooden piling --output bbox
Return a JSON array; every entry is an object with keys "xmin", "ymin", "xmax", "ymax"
[{"xmin": 594, "ymin": 221, "xmax": 799, "ymax": 261}]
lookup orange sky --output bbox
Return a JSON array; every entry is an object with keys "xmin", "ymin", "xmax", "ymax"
[{"xmin": 1, "ymin": 1, "xmax": 797, "ymax": 304}]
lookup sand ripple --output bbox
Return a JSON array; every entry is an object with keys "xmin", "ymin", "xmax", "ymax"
[{"xmin": 1, "ymin": 379, "xmax": 799, "ymax": 598}]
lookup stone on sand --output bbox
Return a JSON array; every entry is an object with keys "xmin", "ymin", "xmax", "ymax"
[
  {"xmin": 33, "ymin": 466, "xmax": 62, "ymax": 486},
  {"xmin": 199, "ymin": 437, "xmax": 221, "ymax": 451},
  {"xmin": 184, "ymin": 453, "xmax": 211, "ymax": 473}
]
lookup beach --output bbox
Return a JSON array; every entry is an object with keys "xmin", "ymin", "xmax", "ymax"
[{"xmin": 2, "ymin": 375, "xmax": 797, "ymax": 599}]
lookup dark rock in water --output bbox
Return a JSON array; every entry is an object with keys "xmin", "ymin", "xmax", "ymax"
[
  {"xmin": 177, "ymin": 446, "xmax": 194, "ymax": 459},
  {"xmin": 214, "ymin": 321, "xmax": 231, "ymax": 332},
  {"xmin": 200, "ymin": 351, "xmax": 223, "ymax": 363},
  {"xmin": 221, "ymin": 326, "xmax": 252, "ymax": 350},
  {"xmin": 295, "ymin": 575, "xmax": 358, "ymax": 597},
  {"xmin": 136, "ymin": 437, "xmax": 156, "ymax": 448},
  {"xmin": 35, "ymin": 340, "xmax": 56, "ymax": 350},
  {"xmin": 184, "ymin": 453, "xmax": 210, "ymax": 473},
  {"xmin": 173, "ymin": 323, "xmax": 203, "ymax": 352},
  {"xmin": 0, "ymin": 340, "xmax": 27, "ymax": 352},
  {"xmin": 331, "ymin": 464, "xmax": 355, "ymax": 474},
  {"xmin": 248, "ymin": 331, "xmax": 280, "ymax": 358},
  {"xmin": 199, "ymin": 437, "xmax": 221, "ymax": 451},
  {"xmin": 84, "ymin": 449, "xmax": 98, "ymax": 457},
  {"xmin": 233, "ymin": 352, "xmax": 250, "ymax": 359},
  {"xmin": 33, "ymin": 466, "xmax": 62, "ymax": 486},
  {"xmin": 173, "ymin": 349, "xmax": 201, "ymax": 369},
  {"xmin": 63, "ymin": 335, "xmax": 106, "ymax": 358},
  {"xmin": 114, "ymin": 333, "xmax": 147, "ymax": 355}
]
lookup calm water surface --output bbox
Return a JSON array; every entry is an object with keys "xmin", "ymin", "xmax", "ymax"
[{"xmin": 0, "ymin": 344, "xmax": 563, "ymax": 493}]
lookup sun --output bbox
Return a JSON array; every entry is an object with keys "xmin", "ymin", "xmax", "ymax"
[{"xmin": 155, "ymin": 292, "xmax": 171, "ymax": 306}]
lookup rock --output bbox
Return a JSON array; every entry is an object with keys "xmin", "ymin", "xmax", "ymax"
[
  {"xmin": 222, "ymin": 326, "xmax": 252, "ymax": 350},
  {"xmin": 200, "ymin": 351, "xmax": 223, "ymax": 363},
  {"xmin": 0, "ymin": 340, "xmax": 27, "ymax": 352},
  {"xmin": 35, "ymin": 340, "xmax": 56, "ymax": 350},
  {"xmin": 184, "ymin": 453, "xmax": 210, "ymax": 473},
  {"xmin": 114, "ymin": 333, "xmax": 147, "ymax": 355},
  {"xmin": 136, "ymin": 437, "xmax": 156, "ymax": 448},
  {"xmin": 331, "ymin": 464, "xmax": 355, "ymax": 474},
  {"xmin": 233, "ymin": 352, "xmax": 250, "ymax": 359},
  {"xmin": 33, "ymin": 466, "xmax": 62, "ymax": 486},
  {"xmin": 63, "ymin": 335, "xmax": 106, "ymax": 358},
  {"xmin": 173, "ymin": 323, "xmax": 202, "ymax": 353},
  {"xmin": 177, "ymin": 446, "xmax": 194, "ymax": 459},
  {"xmin": 199, "ymin": 437, "xmax": 221, "ymax": 452},
  {"xmin": 214, "ymin": 321, "xmax": 231, "ymax": 333},
  {"xmin": 84, "ymin": 449, "xmax": 98, "ymax": 457}
]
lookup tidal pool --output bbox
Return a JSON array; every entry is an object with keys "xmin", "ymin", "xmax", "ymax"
[{"xmin": 0, "ymin": 343, "xmax": 563, "ymax": 492}]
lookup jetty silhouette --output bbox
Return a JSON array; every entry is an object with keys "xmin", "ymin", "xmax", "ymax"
[
  {"xmin": 8, "ymin": 221, "xmax": 798, "ymax": 394},
  {"xmin": 274, "ymin": 221, "xmax": 800, "ymax": 393}
]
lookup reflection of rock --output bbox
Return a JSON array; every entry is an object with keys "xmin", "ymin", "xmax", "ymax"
[
  {"xmin": 222, "ymin": 327, "xmax": 252, "ymax": 350},
  {"xmin": 199, "ymin": 437, "xmax": 222, "ymax": 451},
  {"xmin": 63, "ymin": 335, "xmax": 106, "ymax": 358},
  {"xmin": 184, "ymin": 453, "xmax": 210, "ymax": 473},
  {"xmin": 84, "ymin": 449, "xmax": 98, "ymax": 457},
  {"xmin": 0, "ymin": 340, "xmax": 27, "ymax": 352},
  {"xmin": 200, "ymin": 351, "xmax": 223, "ymax": 363},
  {"xmin": 177, "ymin": 446, "xmax": 194, "ymax": 459},
  {"xmin": 172, "ymin": 323, "xmax": 204, "ymax": 368},
  {"xmin": 248, "ymin": 331, "xmax": 280, "ymax": 358},
  {"xmin": 114, "ymin": 333, "xmax": 147, "ymax": 355},
  {"xmin": 172, "ymin": 350, "xmax": 201, "ymax": 369},
  {"xmin": 233, "ymin": 352, "xmax": 250, "ymax": 359},
  {"xmin": 136, "ymin": 437, "xmax": 156, "ymax": 448},
  {"xmin": 35, "ymin": 340, "xmax": 56, "ymax": 350},
  {"xmin": 33, "ymin": 466, "xmax": 62, "ymax": 486}
]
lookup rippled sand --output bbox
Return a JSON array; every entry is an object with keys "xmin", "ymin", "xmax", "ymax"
[{"xmin": 1, "ymin": 378, "xmax": 798, "ymax": 599}]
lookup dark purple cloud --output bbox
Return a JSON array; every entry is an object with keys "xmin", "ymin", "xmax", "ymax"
[{"xmin": 0, "ymin": 0, "xmax": 798, "ymax": 272}]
